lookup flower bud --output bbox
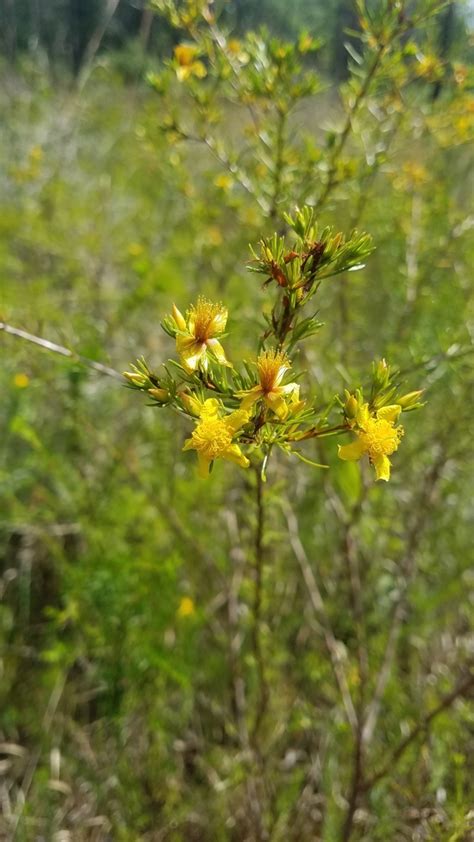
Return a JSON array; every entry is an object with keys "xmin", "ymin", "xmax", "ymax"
[
  {"xmin": 397, "ymin": 390, "xmax": 424, "ymax": 409},
  {"xmin": 123, "ymin": 371, "xmax": 147, "ymax": 387},
  {"xmin": 178, "ymin": 391, "xmax": 202, "ymax": 417},
  {"xmin": 172, "ymin": 304, "xmax": 187, "ymax": 331},
  {"xmin": 148, "ymin": 387, "xmax": 169, "ymax": 402},
  {"xmin": 373, "ymin": 358, "xmax": 390, "ymax": 387},
  {"xmin": 344, "ymin": 393, "xmax": 359, "ymax": 419}
]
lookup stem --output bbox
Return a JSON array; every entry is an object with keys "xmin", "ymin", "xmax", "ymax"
[
  {"xmin": 314, "ymin": 42, "xmax": 386, "ymax": 212},
  {"xmin": 251, "ymin": 466, "xmax": 269, "ymax": 742},
  {"xmin": 224, "ymin": 508, "xmax": 265, "ymax": 840},
  {"xmin": 362, "ymin": 669, "xmax": 474, "ymax": 793},
  {"xmin": 1, "ymin": 321, "xmax": 122, "ymax": 380},
  {"xmin": 283, "ymin": 500, "xmax": 358, "ymax": 735},
  {"xmin": 289, "ymin": 423, "xmax": 350, "ymax": 442},
  {"xmin": 269, "ymin": 107, "xmax": 287, "ymax": 220},
  {"xmin": 340, "ymin": 725, "xmax": 364, "ymax": 842}
]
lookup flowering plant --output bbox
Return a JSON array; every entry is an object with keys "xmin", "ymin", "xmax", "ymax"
[{"xmin": 124, "ymin": 206, "xmax": 423, "ymax": 482}]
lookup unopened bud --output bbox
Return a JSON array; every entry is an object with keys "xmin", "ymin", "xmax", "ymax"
[
  {"xmin": 179, "ymin": 391, "xmax": 202, "ymax": 416},
  {"xmin": 374, "ymin": 358, "xmax": 390, "ymax": 387},
  {"xmin": 148, "ymin": 387, "xmax": 169, "ymax": 402},
  {"xmin": 123, "ymin": 371, "xmax": 147, "ymax": 387},
  {"xmin": 344, "ymin": 393, "xmax": 359, "ymax": 419},
  {"xmin": 172, "ymin": 304, "xmax": 187, "ymax": 331},
  {"xmin": 398, "ymin": 390, "xmax": 424, "ymax": 409}
]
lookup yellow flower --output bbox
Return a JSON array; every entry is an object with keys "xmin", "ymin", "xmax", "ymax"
[
  {"xmin": 172, "ymin": 297, "xmax": 230, "ymax": 372},
  {"xmin": 214, "ymin": 173, "xmax": 233, "ymax": 190},
  {"xmin": 174, "ymin": 45, "xmax": 207, "ymax": 81},
  {"xmin": 235, "ymin": 349, "xmax": 299, "ymax": 420},
  {"xmin": 183, "ymin": 399, "xmax": 249, "ymax": 477},
  {"xmin": 13, "ymin": 373, "xmax": 30, "ymax": 389},
  {"xmin": 127, "ymin": 242, "xmax": 144, "ymax": 257},
  {"xmin": 338, "ymin": 404, "xmax": 404, "ymax": 482},
  {"xmin": 177, "ymin": 596, "xmax": 195, "ymax": 618},
  {"xmin": 29, "ymin": 145, "xmax": 43, "ymax": 162}
]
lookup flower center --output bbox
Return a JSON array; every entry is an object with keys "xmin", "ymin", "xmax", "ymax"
[
  {"xmin": 191, "ymin": 417, "xmax": 233, "ymax": 459},
  {"xmin": 360, "ymin": 418, "xmax": 404, "ymax": 458},
  {"xmin": 257, "ymin": 350, "xmax": 288, "ymax": 393},
  {"xmin": 191, "ymin": 297, "xmax": 225, "ymax": 342}
]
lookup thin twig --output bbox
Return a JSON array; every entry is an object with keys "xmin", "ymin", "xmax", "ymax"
[
  {"xmin": 340, "ymin": 723, "xmax": 364, "ymax": 842},
  {"xmin": 223, "ymin": 509, "xmax": 265, "ymax": 841},
  {"xmin": 362, "ymin": 451, "xmax": 446, "ymax": 746},
  {"xmin": 1, "ymin": 321, "xmax": 123, "ymax": 380},
  {"xmin": 314, "ymin": 42, "xmax": 387, "ymax": 212},
  {"xmin": 362, "ymin": 669, "xmax": 474, "ymax": 792},
  {"xmin": 282, "ymin": 499, "xmax": 358, "ymax": 734},
  {"xmin": 77, "ymin": 0, "xmax": 121, "ymax": 90},
  {"xmin": 11, "ymin": 672, "xmax": 67, "ymax": 838},
  {"xmin": 251, "ymin": 468, "xmax": 270, "ymax": 742}
]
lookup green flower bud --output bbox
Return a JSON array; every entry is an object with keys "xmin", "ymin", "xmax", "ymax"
[
  {"xmin": 373, "ymin": 358, "xmax": 390, "ymax": 388},
  {"xmin": 123, "ymin": 371, "xmax": 147, "ymax": 387},
  {"xmin": 398, "ymin": 390, "xmax": 424, "ymax": 409},
  {"xmin": 344, "ymin": 393, "xmax": 359, "ymax": 419},
  {"xmin": 148, "ymin": 387, "xmax": 169, "ymax": 402}
]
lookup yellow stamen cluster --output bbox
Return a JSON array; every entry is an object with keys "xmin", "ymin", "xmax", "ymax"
[
  {"xmin": 338, "ymin": 404, "xmax": 404, "ymax": 481},
  {"xmin": 359, "ymin": 417, "xmax": 404, "ymax": 460},
  {"xmin": 235, "ymin": 348, "xmax": 298, "ymax": 420},
  {"xmin": 171, "ymin": 297, "xmax": 229, "ymax": 372},
  {"xmin": 189, "ymin": 415, "xmax": 233, "ymax": 460},
  {"xmin": 257, "ymin": 350, "xmax": 289, "ymax": 393},
  {"xmin": 189, "ymin": 297, "xmax": 227, "ymax": 342},
  {"xmin": 183, "ymin": 399, "xmax": 249, "ymax": 477}
]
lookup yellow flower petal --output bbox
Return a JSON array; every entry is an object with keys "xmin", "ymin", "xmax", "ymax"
[
  {"xmin": 264, "ymin": 393, "xmax": 289, "ymax": 419},
  {"xmin": 222, "ymin": 443, "xmax": 250, "ymax": 469},
  {"xmin": 176, "ymin": 336, "xmax": 205, "ymax": 371},
  {"xmin": 225, "ymin": 409, "xmax": 250, "ymax": 434},
  {"xmin": 373, "ymin": 454, "xmax": 391, "ymax": 481},
  {"xmin": 338, "ymin": 439, "xmax": 365, "ymax": 462},
  {"xmin": 209, "ymin": 310, "xmax": 227, "ymax": 335},
  {"xmin": 207, "ymin": 338, "xmax": 230, "ymax": 366},
  {"xmin": 377, "ymin": 404, "xmax": 401, "ymax": 423},
  {"xmin": 197, "ymin": 452, "xmax": 212, "ymax": 478},
  {"xmin": 280, "ymin": 382, "xmax": 299, "ymax": 396},
  {"xmin": 200, "ymin": 399, "xmax": 221, "ymax": 418},
  {"xmin": 236, "ymin": 386, "xmax": 262, "ymax": 412},
  {"xmin": 356, "ymin": 403, "xmax": 370, "ymax": 430}
]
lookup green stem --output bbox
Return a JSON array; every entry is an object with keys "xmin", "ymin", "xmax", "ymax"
[
  {"xmin": 315, "ymin": 42, "xmax": 386, "ymax": 212},
  {"xmin": 269, "ymin": 107, "xmax": 287, "ymax": 220},
  {"xmin": 251, "ymin": 466, "xmax": 269, "ymax": 743}
]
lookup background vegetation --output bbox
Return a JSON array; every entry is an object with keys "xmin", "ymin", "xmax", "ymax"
[{"xmin": 1, "ymin": 1, "xmax": 473, "ymax": 840}]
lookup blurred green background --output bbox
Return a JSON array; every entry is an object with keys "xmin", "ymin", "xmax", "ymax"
[{"xmin": 1, "ymin": 1, "xmax": 473, "ymax": 840}]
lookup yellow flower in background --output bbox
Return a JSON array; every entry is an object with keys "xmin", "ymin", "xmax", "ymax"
[
  {"xmin": 127, "ymin": 242, "xmax": 144, "ymax": 257},
  {"xmin": 29, "ymin": 145, "xmax": 43, "ymax": 162},
  {"xmin": 338, "ymin": 404, "xmax": 404, "ymax": 482},
  {"xmin": 236, "ymin": 349, "xmax": 299, "ymax": 420},
  {"xmin": 394, "ymin": 162, "xmax": 429, "ymax": 191},
  {"xmin": 174, "ymin": 45, "xmax": 207, "ymax": 81},
  {"xmin": 172, "ymin": 297, "xmax": 230, "ymax": 372},
  {"xmin": 214, "ymin": 173, "xmax": 233, "ymax": 190},
  {"xmin": 183, "ymin": 399, "xmax": 249, "ymax": 477},
  {"xmin": 13, "ymin": 373, "xmax": 30, "ymax": 389},
  {"xmin": 178, "ymin": 597, "xmax": 195, "ymax": 618}
]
